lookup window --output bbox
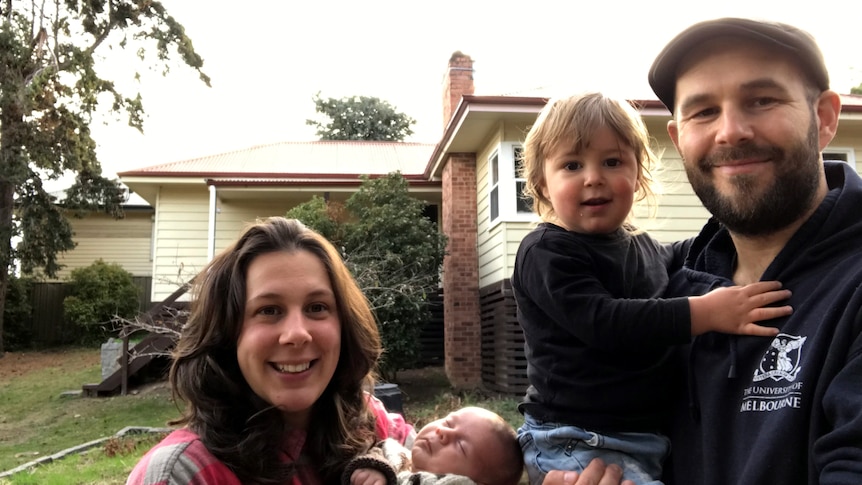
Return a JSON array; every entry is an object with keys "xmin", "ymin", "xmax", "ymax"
[
  {"xmin": 489, "ymin": 152, "xmax": 499, "ymax": 222},
  {"xmin": 488, "ymin": 143, "xmax": 535, "ymax": 225},
  {"xmin": 823, "ymin": 147, "xmax": 855, "ymax": 164},
  {"xmin": 514, "ymin": 146, "xmax": 532, "ymax": 213}
]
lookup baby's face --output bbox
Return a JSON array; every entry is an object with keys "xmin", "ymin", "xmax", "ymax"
[{"xmin": 410, "ymin": 407, "xmax": 507, "ymax": 483}]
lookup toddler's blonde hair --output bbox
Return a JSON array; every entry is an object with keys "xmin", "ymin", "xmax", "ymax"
[{"xmin": 520, "ymin": 92, "xmax": 658, "ymax": 225}]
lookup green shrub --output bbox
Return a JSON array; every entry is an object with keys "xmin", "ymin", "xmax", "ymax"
[
  {"xmin": 63, "ymin": 260, "xmax": 139, "ymax": 344},
  {"xmin": 3, "ymin": 274, "xmax": 34, "ymax": 350}
]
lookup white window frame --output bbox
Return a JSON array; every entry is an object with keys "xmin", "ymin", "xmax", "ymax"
[
  {"xmin": 488, "ymin": 142, "xmax": 538, "ymax": 227},
  {"xmin": 489, "ymin": 150, "xmax": 500, "ymax": 223},
  {"xmin": 822, "ymin": 146, "xmax": 855, "ymax": 165}
]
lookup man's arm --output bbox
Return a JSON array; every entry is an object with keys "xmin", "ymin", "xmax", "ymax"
[{"xmin": 815, "ymin": 323, "xmax": 862, "ymax": 483}]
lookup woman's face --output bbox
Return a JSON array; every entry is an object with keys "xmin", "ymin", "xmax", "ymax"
[{"xmin": 236, "ymin": 249, "xmax": 341, "ymax": 429}]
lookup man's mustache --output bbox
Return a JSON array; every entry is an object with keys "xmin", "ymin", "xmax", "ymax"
[{"xmin": 699, "ymin": 144, "xmax": 782, "ymax": 169}]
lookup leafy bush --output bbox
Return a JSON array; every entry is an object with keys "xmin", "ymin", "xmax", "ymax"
[
  {"xmin": 287, "ymin": 172, "xmax": 447, "ymax": 380},
  {"xmin": 63, "ymin": 260, "xmax": 139, "ymax": 344},
  {"xmin": 3, "ymin": 274, "xmax": 34, "ymax": 350}
]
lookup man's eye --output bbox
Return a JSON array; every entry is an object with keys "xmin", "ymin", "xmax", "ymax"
[
  {"xmin": 753, "ymin": 97, "xmax": 777, "ymax": 107},
  {"xmin": 692, "ymin": 107, "xmax": 718, "ymax": 118}
]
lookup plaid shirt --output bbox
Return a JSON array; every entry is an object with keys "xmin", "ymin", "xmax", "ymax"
[{"xmin": 127, "ymin": 394, "xmax": 414, "ymax": 484}]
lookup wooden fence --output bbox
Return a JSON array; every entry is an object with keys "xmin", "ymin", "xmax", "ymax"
[
  {"xmin": 419, "ymin": 289, "xmax": 444, "ymax": 366},
  {"xmin": 28, "ymin": 276, "xmax": 152, "ymax": 346},
  {"xmin": 480, "ymin": 279, "xmax": 528, "ymax": 396}
]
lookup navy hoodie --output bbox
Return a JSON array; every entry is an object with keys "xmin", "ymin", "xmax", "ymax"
[{"xmin": 664, "ymin": 162, "xmax": 862, "ymax": 485}]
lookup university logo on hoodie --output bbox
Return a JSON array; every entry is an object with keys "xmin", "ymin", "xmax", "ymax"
[
  {"xmin": 754, "ymin": 334, "xmax": 807, "ymax": 382},
  {"xmin": 740, "ymin": 333, "xmax": 807, "ymax": 413}
]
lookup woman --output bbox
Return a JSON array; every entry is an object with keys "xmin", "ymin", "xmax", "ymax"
[{"xmin": 128, "ymin": 217, "xmax": 413, "ymax": 484}]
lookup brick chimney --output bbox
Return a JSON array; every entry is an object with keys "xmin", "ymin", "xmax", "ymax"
[
  {"xmin": 439, "ymin": 50, "xmax": 482, "ymax": 390},
  {"xmin": 442, "ymin": 51, "xmax": 474, "ymax": 130}
]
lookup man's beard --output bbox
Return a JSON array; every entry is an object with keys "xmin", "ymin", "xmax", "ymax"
[{"xmin": 684, "ymin": 118, "xmax": 822, "ymax": 237}]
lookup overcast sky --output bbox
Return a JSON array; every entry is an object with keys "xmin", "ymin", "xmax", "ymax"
[{"xmin": 80, "ymin": 0, "xmax": 862, "ymax": 185}]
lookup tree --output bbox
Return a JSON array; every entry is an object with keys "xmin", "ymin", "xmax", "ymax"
[
  {"xmin": 306, "ymin": 93, "xmax": 415, "ymax": 141},
  {"xmin": 0, "ymin": 2, "xmax": 209, "ymax": 355},
  {"xmin": 852, "ymin": 82, "xmax": 862, "ymax": 95},
  {"xmin": 287, "ymin": 172, "xmax": 447, "ymax": 380}
]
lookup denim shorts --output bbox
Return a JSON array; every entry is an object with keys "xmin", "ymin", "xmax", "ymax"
[{"xmin": 518, "ymin": 413, "xmax": 670, "ymax": 485}]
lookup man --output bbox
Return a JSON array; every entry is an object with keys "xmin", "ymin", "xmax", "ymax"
[{"xmin": 543, "ymin": 17, "xmax": 862, "ymax": 485}]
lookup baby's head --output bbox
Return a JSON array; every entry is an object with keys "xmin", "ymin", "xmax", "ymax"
[{"xmin": 411, "ymin": 406, "xmax": 523, "ymax": 485}]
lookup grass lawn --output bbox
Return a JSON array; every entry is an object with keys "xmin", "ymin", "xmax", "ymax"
[
  {"xmin": 0, "ymin": 348, "xmax": 522, "ymax": 484},
  {"xmin": 0, "ymin": 347, "xmax": 179, "ymax": 483}
]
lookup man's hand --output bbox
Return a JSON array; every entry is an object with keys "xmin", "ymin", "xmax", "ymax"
[
  {"xmin": 351, "ymin": 468, "xmax": 387, "ymax": 485},
  {"xmin": 541, "ymin": 459, "xmax": 635, "ymax": 485}
]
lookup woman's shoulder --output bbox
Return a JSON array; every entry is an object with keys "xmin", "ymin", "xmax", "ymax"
[{"xmin": 126, "ymin": 429, "xmax": 242, "ymax": 485}]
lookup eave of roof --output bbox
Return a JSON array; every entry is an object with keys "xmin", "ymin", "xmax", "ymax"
[
  {"xmin": 424, "ymin": 95, "xmax": 548, "ymax": 179},
  {"xmin": 207, "ymin": 176, "xmax": 440, "ymax": 188}
]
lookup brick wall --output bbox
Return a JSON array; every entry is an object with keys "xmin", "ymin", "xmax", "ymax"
[{"xmin": 441, "ymin": 153, "xmax": 481, "ymax": 388}]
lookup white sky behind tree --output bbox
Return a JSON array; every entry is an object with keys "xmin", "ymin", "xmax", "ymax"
[{"xmin": 78, "ymin": 0, "xmax": 862, "ymax": 187}]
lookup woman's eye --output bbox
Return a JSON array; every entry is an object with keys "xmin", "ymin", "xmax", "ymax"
[
  {"xmin": 258, "ymin": 306, "xmax": 280, "ymax": 316},
  {"xmin": 307, "ymin": 302, "xmax": 328, "ymax": 314}
]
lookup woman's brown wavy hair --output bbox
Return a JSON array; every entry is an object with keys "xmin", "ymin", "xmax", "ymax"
[{"xmin": 168, "ymin": 217, "xmax": 381, "ymax": 484}]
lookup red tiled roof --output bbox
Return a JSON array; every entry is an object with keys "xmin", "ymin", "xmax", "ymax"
[{"xmin": 118, "ymin": 140, "xmax": 437, "ymax": 178}]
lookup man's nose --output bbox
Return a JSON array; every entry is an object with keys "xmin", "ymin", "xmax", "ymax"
[{"xmin": 715, "ymin": 106, "xmax": 754, "ymax": 146}]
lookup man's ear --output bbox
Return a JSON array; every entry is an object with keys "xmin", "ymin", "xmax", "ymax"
[
  {"xmin": 667, "ymin": 119, "xmax": 681, "ymax": 153},
  {"xmin": 816, "ymin": 90, "xmax": 841, "ymax": 150}
]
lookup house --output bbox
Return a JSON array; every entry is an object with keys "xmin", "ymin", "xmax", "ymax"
[
  {"xmin": 118, "ymin": 142, "xmax": 441, "ymax": 301},
  {"xmin": 51, "ymin": 191, "xmax": 155, "ymax": 281},
  {"xmin": 117, "ymin": 52, "xmax": 862, "ymax": 394}
]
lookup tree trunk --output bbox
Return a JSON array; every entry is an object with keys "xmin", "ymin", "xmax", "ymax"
[
  {"xmin": 0, "ymin": 95, "xmax": 23, "ymax": 357},
  {"xmin": 0, "ymin": 46, "xmax": 29, "ymax": 354},
  {"xmin": 0, "ymin": 181, "xmax": 12, "ymax": 357}
]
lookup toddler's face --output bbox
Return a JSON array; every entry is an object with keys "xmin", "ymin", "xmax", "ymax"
[
  {"xmin": 410, "ymin": 407, "xmax": 508, "ymax": 483},
  {"xmin": 542, "ymin": 125, "xmax": 639, "ymax": 235}
]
